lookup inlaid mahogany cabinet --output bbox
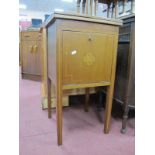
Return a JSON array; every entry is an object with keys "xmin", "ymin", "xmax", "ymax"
[
  {"xmin": 45, "ymin": 12, "xmax": 122, "ymax": 145},
  {"xmin": 20, "ymin": 30, "xmax": 42, "ymax": 80}
]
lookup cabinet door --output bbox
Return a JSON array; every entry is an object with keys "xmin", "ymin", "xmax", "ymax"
[
  {"xmin": 34, "ymin": 40, "xmax": 41, "ymax": 75},
  {"xmin": 62, "ymin": 31, "xmax": 115, "ymax": 85},
  {"xmin": 21, "ymin": 40, "xmax": 41, "ymax": 75}
]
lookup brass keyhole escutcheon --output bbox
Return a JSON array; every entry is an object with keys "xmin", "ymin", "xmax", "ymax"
[
  {"xmin": 88, "ymin": 36, "xmax": 92, "ymax": 41},
  {"xmin": 33, "ymin": 45, "xmax": 38, "ymax": 53}
]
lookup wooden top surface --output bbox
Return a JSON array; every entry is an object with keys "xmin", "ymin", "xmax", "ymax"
[
  {"xmin": 21, "ymin": 28, "xmax": 40, "ymax": 32},
  {"xmin": 118, "ymin": 13, "xmax": 135, "ymax": 20},
  {"xmin": 45, "ymin": 11, "xmax": 123, "ymax": 28}
]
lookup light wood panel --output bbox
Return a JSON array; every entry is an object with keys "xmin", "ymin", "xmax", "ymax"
[{"xmin": 62, "ymin": 31, "xmax": 115, "ymax": 84}]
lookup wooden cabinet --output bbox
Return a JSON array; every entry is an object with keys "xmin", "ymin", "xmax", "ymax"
[
  {"xmin": 114, "ymin": 14, "xmax": 135, "ymax": 106},
  {"xmin": 45, "ymin": 12, "xmax": 122, "ymax": 145},
  {"xmin": 20, "ymin": 30, "xmax": 42, "ymax": 80},
  {"xmin": 113, "ymin": 14, "xmax": 135, "ymax": 132}
]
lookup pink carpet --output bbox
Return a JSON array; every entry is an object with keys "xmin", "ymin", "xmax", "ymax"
[{"xmin": 19, "ymin": 75, "xmax": 135, "ymax": 155}]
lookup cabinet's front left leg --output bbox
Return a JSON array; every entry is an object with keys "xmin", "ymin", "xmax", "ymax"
[
  {"xmin": 48, "ymin": 77, "xmax": 52, "ymax": 118},
  {"xmin": 56, "ymin": 86, "xmax": 63, "ymax": 145},
  {"xmin": 104, "ymin": 85, "xmax": 114, "ymax": 133},
  {"xmin": 104, "ymin": 34, "xmax": 118, "ymax": 133}
]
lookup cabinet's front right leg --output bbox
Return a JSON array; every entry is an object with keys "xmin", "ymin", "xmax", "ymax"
[
  {"xmin": 56, "ymin": 85, "xmax": 63, "ymax": 145},
  {"xmin": 104, "ymin": 85, "xmax": 114, "ymax": 133}
]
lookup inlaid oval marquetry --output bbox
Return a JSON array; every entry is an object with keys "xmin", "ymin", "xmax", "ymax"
[{"xmin": 83, "ymin": 53, "xmax": 95, "ymax": 66}]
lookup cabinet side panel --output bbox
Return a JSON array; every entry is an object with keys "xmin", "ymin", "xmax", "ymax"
[
  {"xmin": 21, "ymin": 30, "xmax": 42, "ymax": 76},
  {"xmin": 47, "ymin": 23, "xmax": 57, "ymax": 84},
  {"xmin": 114, "ymin": 43, "xmax": 130, "ymax": 103}
]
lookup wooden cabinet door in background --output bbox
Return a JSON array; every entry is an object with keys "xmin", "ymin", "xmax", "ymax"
[
  {"xmin": 21, "ymin": 31, "xmax": 41, "ymax": 80},
  {"xmin": 114, "ymin": 14, "xmax": 135, "ymax": 106},
  {"xmin": 113, "ymin": 14, "xmax": 135, "ymax": 133}
]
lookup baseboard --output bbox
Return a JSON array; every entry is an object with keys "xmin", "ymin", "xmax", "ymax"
[
  {"xmin": 41, "ymin": 97, "xmax": 69, "ymax": 109},
  {"xmin": 22, "ymin": 73, "xmax": 41, "ymax": 81},
  {"xmin": 41, "ymin": 88, "xmax": 96, "ymax": 109}
]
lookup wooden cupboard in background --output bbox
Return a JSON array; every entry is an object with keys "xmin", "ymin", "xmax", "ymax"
[
  {"xmin": 114, "ymin": 14, "xmax": 135, "ymax": 105},
  {"xmin": 20, "ymin": 30, "xmax": 42, "ymax": 80},
  {"xmin": 113, "ymin": 14, "xmax": 135, "ymax": 133}
]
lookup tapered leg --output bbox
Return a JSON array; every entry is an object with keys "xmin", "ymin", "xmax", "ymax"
[
  {"xmin": 77, "ymin": 0, "xmax": 81, "ymax": 13},
  {"xmin": 84, "ymin": 88, "xmax": 90, "ymax": 112},
  {"xmin": 86, "ymin": 0, "xmax": 88, "ymax": 14},
  {"xmin": 111, "ymin": 2, "xmax": 114, "ymax": 18},
  {"xmin": 56, "ymin": 86, "xmax": 62, "ymax": 145},
  {"xmin": 90, "ymin": 0, "xmax": 93, "ymax": 16},
  {"xmin": 107, "ymin": 4, "xmax": 110, "ymax": 18},
  {"xmin": 82, "ymin": 0, "xmax": 86, "ymax": 14},
  {"xmin": 104, "ymin": 33, "xmax": 118, "ymax": 133},
  {"xmin": 121, "ymin": 105, "xmax": 129, "ymax": 133},
  {"xmin": 48, "ymin": 78, "xmax": 52, "ymax": 118},
  {"xmin": 131, "ymin": 0, "xmax": 135, "ymax": 13},
  {"xmin": 115, "ymin": 0, "xmax": 118, "ymax": 18},
  {"xmin": 104, "ymin": 85, "xmax": 114, "ymax": 133},
  {"xmin": 94, "ymin": 0, "xmax": 98, "ymax": 16},
  {"xmin": 123, "ymin": 0, "xmax": 127, "ymax": 14}
]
